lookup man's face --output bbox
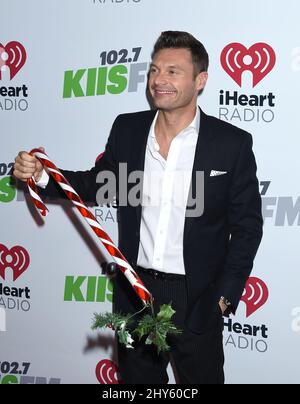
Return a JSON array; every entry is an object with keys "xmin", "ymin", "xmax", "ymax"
[{"xmin": 148, "ymin": 48, "xmax": 207, "ymax": 112}]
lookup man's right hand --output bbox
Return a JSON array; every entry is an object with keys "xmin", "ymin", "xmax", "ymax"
[{"xmin": 13, "ymin": 147, "xmax": 45, "ymax": 182}]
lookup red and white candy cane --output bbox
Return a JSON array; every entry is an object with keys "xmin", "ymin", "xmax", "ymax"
[{"xmin": 26, "ymin": 148, "xmax": 153, "ymax": 307}]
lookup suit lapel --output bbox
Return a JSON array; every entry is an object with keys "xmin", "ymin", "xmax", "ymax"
[
  {"xmin": 135, "ymin": 112, "xmax": 157, "ymax": 172},
  {"xmin": 184, "ymin": 109, "xmax": 216, "ymax": 243},
  {"xmin": 130, "ymin": 110, "xmax": 157, "ymax": 224}
]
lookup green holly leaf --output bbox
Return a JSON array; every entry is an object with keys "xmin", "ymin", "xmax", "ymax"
[
  {"xmin": 92, "ymin": 304, "xmax": 181, "ymax": 354},
  {"xmin": 157, "ymin": 303, "xmax": 176, "ymax": 322},
  {"xmin": 92, "ymin": 312, "xmax": 133, "ymax": 331},
  {"xmin": 134, "ymin": 314, "xmax": 154, "ymax": 340},
  {"xmin": 117, "ymin": 328, "xmax": 134, "ymax": 349},
  {"xmin": 134, "ymin": 304, "xmax": 181, "ymax": 353},
  {"xmin": 145, "ymin": 332, "xmax": 170, "ymax": 353}
]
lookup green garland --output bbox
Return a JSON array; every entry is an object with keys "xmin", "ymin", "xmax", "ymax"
[{"xmin": 92, "ymin": 303, "xmax": 181, "ymax": 353}]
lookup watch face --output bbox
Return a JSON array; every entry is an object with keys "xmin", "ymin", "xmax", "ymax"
[
  {"xmin": 222, "ymin": 297, "xmax": 231, "ymax": 306},
  {"xmin": 221, "ymin": 296, "xmax": 231, "ymax": 306}
]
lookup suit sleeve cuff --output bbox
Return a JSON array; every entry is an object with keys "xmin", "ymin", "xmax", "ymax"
[{"xmin": 34, "ymin": 169, "xmax": 49, "ymax": 189}]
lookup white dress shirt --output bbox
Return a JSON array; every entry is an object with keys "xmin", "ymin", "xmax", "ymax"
[{"xmin": 137, "ymin": 108, "xmax": 200, "ymax": 275}]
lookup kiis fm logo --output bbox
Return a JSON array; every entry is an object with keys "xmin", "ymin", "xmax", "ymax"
[
  {"xmin": 221, "ymin": 43, "xmax": 276, "ymax": 87},
  {"xmin": 95, "ymin": 360, "xmax": 119, "ymax": 384},
  {"xmin": 0, "ymin": 244, "xmax": 31, "ymax": 313},
  {"xmin": 0, "ymin": 41, "xmax": 29, "ymax": 111},
  {"xmin": 0, "ymin": 162, "xmax": 17, "ymax": 203},
  {"xmin": 219, "ymin": 42, "xmax": 276, "ymax": 124},
  {"xmin": 63, "ymin": 46, "xmax": 148, "ymax": 98},
  {"xmin": 0, "ymin": 361, "xmax": 61, "ymax": 384},
  {"xmin": 261, "ymin": 180, "xmax": 300, "ymax": 227},
  {"xmin": 64, "ymin": 275, "xmax": 113, "ymax": 303}
]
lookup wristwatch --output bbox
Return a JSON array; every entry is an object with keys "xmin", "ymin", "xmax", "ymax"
[{"xmin": 220, "ymin": 296, "xmax": 232, "ymax": 317}]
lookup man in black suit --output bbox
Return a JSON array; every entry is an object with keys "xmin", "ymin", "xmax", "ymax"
[{"xmin": 14, "ymin": 31, "xmax": 263, "ymax": 384}]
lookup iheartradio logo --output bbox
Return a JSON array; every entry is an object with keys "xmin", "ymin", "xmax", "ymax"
[
  {"xmin": 241, "ymin": 277, "xmax": 269, "ymax": 317},
  {"xmin": 95, "ymin": 360, "xmax": 119, "ymax": 384},
  {"xmin": 0, "ymin": 244, "xmax": 30, "ymax": 281},
  {"xmin": 0, "ymin": 41, "xmax": 27, "ymax": 80},
  {"xmin": 221, "ymin": 43, "xmax": 276, "ymax": 87}
]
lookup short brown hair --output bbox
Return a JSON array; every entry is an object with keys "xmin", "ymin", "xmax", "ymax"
[{"xmin": 152, "ymin": 31, "xmax": 209, "ymax": 77}]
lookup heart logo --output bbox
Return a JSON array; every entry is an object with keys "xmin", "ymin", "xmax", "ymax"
[
  {"xmin": 221, "ymin": 43, "xmax": 276, "ymax": 87},
  {"xmin": 241, "ymin": 277, "xmax": 269, "ymax": 317},
  {"xmin": 0, "ymin": 244, "xmax": 30, "ymax": 281},
  {"xmin": 95, "ymin": 360, "xmax": 119, "ymax": 384},
  {"xmin": 0, "ymin": 41, "xmax": 27, "ymax": 80}
]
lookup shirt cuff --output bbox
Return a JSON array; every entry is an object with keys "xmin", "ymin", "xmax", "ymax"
[{"xmin": 34, "ymin": 169, "xmax": 49, "ymax": 189}]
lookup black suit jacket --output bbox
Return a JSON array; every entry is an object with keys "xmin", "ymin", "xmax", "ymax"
[{"xmin": 43, "ymin": 109, "xmax": 263, "ymax": 333}]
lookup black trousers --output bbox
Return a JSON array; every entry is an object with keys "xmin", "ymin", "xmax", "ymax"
[{"xmin": 117, "ymin": 267, "xmax": 224, "ymax": 384}]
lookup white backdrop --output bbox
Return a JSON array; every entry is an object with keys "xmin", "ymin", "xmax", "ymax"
[{"xmin": 1, "ymin": 0, "xmax": 300, "ymax": 384}]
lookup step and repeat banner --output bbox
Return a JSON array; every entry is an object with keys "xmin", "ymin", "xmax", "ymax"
[{"xmin": 1, "ymin": 0, "xmax": 300, "ymax": 384}]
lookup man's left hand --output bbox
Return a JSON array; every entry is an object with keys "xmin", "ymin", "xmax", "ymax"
[{"xmin": 219, "ymin": 298, "xmax": 228, "ymax": 315}]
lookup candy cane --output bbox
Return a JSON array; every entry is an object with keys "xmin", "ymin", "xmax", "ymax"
[{"xmin": 26, "ymin": 148, "xmax": 153, "ymax": 306}]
